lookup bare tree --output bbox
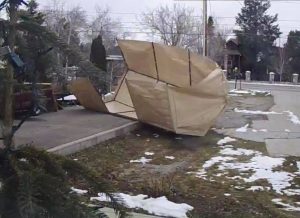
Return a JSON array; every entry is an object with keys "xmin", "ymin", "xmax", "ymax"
[
  {"xmin": 43, "ymin": 1, "xmax": 87, "ymax": 83},
  {"xmin": 271, "ymin": 46, "xmax": 286, "ymax": 82},
  {"xmin": 88, "ymin": 6, "xmax": 123, "ymax": 52},
  {"xmin": 63, "ymin": 7, "xmax": 87, "ymax": 75},
  {"xmin": 207, "ymin": 17, "xmax": 231, "ymax": 65},
  {"xmin": 278, "ymin": 46, "xmax": 286, "ymax": 82},
  {"xmin": 141, "ymin": 4, "xmax": 203, "ymax": 52}
]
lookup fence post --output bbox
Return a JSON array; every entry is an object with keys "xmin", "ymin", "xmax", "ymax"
[
  {"xmin": 292, "ymin": 74, "xmax": 299, "ymax": 84},
  {"xmin": 222, "ymin": 70, "xmax": 227, "ymax": 79},
  {"xmin": 245, "ymin": 71, "xmax": 251, "ymax": 82},
  {"xmin": 269, "ymin": 72, "xmax": 275, "ymax": 83}
]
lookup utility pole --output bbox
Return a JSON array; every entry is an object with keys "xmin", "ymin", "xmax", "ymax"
[
  {"xmin": 174, "ymin": 0, "xmax": 208, "ymax": 56},
  {"xmin": 203, "ymin": 0, "xmax": 208, "ymax": 56}
]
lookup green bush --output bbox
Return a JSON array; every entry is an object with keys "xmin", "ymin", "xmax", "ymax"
[{"xmin": 0, "ymin": 146, "xmax": 127, "ymax": 218}]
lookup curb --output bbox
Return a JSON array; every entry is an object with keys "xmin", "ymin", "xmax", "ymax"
[
  {"xmin": 47, "ymin": 121, "xmax": 139, "ymax": 155},
  {"xmin": 228, "ymin": 80, "xmax": 300, "ymax": 88}
]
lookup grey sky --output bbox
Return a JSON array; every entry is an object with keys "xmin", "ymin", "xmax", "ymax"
[{"xmin": 36, "ymin": 0, "xmax": 300, "ymax": 44}]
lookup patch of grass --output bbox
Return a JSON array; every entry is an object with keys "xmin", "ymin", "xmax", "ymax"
[{"xmin": 70, "ymin": 125, "xmax": 298, "ymax": 217}]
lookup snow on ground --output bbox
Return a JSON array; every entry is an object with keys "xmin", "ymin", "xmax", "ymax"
[
  {"xmin": 229, "ymin": 89, "xmax": 270, "ymax": 96},
  {"xmin": 284, "ymin": 111, "xmax": 300, "ymax": 125},
  {"xmin": 234, "ymin": 108, "xmax": 300, "ymax": 126},
  {"xmin": 130, "ymin": 157, "xmax": 152, "ymax": 164},
  {"xmin": 297, "ymin": 162, "xmax": 300, "ymax": 175},
  {"xmin": 153, "ymin": 133, "xmax": 160, "ymax": 138},
  {"xmin": 247, "ymin": 186, "xmax": 270, "ymax": 192},
  {"xmin": 71, "ymin": 187, "xmax": 88, "ymax": 195},
  {"xmin": 144, "ymin": 152, "xmax": 154, "ymax": 156},
  {"xmin": 165, "ymin": 156, "xmax": 175, "ymax": 160},
  {"xmin": 103, "ymin": 92, "xmax": 115, "ymax": 101},
  {"xmin": 272, "ymin": 199, "xmax": 300, "ymax": 212},
  {"xmin": 283, "ymin": 189, "xmax": 300, "ymax": 196},
  {"xmin": 219, "ymin": 147, "xmax": 260, "ymax": 156},
  {"xmin": 236, "ymin": 124, "xmax": 249, "ymax": 132},
  {"xmin": 193, "ymin": 140, "xmax": 299, "ymax": 195},
  {"xmin": 230, "ymin": 89, "xmax": 251, "ymax": 94},
  {"xmin": 202, "ymin": 156, "xmax": 236, "ymax": 169},
  {"xmin": 218, "ymin": 156, "xmax": 294, "ymax": 194},
  {"xmin": 57, "ymin": 95, "xmax": 77, "ymax": 101},
  {"xmin": 229, "ymin": 94, "xmax": 243, "ymax": 97},
  {"xmin": 217, "ymin": 136, "xmax": 236, "ymax": 145},
  {"xmin": 91, "ymin": 193, "xmax": 194, "ymax": 218},
  {"xmin": 234, "ymin": 108, "xmax": 281, "ymax": 115}
]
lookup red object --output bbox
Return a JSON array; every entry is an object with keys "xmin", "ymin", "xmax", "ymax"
[{"xmin": 13, "ymin": 89, "xmax": 57, "ymax": 114}]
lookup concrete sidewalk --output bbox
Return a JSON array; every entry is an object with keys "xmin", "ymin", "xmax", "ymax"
[
  {"xmin": 218, "ymin": 82, "xmax": 300, "ymax": 157},
  {"xmin": 13, "ymin": 106, "xmax": 139, "ymax": 155}
]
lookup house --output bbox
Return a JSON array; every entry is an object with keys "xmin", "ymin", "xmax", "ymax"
[{"xmin": 224, "ymin": 36, "xmax": 241, "ymax": 78}]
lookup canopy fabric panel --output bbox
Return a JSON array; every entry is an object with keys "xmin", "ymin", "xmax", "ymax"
[
  {"xmin": 114, "ymin": 74, "xmax": 134, "ymax": 107},
  {"xmin": 70, "ymin": 78, "xmax": 108, "ymax": 113},
  {"xmin": 168, "ymin": 86, "xmax": 226, "ymax": 136},
  {"xmin": 154, "ymin": 43, "xmax": 190, "ymax": 87},
  {"xmin": 118, "ymin": 40, "xmax": 157, "ymax": 78},
  {"xmin": 125, "ymin": 72, "xmax": 174, "ymax": 131},
  {"xmin": 70, "ymin": 40, "xmax": 227, "ymax": 136}
]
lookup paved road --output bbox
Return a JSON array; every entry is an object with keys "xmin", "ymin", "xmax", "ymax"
[
  {"xmin": 226, "ymin": 81, "xmax": 300, "ymax": 157},
  {"xmin": 13, "ymin": 106, "xmax": 135, "ymax": 150}
]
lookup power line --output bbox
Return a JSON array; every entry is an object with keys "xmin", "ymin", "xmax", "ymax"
[{"xmin": 41, "ymin": 10, "xmax": 300, "ymax": 23}]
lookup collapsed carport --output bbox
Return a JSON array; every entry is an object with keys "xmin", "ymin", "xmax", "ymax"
[{"xmin": 70, "ymin": 40, "xmax": 228, "ymax": 136}]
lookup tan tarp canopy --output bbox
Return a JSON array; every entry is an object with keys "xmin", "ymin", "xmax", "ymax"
[{"xmin": 70, "ymin": 40, "xmax": 228, "ymax": 136}]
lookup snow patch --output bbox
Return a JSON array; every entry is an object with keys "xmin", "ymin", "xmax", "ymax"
[
  {"xmin": 194, "ymin": 146, "xmax": 295, "ymax": 194},
  {"xmin": 71, "ymin": 187, "xmax": 88, "ymax": 195},
  {"xmin": 247, "ymin": 186, "xmax": 270, "ymax": 192},
  {"xmin": 91, "ymin": 193, "xmax": 194, "ymax": 218},
  {"xmin": 58, "ymin": 95, "xmax": 77, "ymax": 101},
  {"xmin": 130, "ymin": 157, "xmax": 152, "ymax": 164},
  {"xmin": 234, "ymin": 108, "xmax": 281, "ymax": 115},
  {"xmin": 272, "ymin": 198, "xmax": 300, "ymax": 212},
  {"xmin": 217, "ymin": 136, "xmax": 236, "ymax": 145},
  {"xmin": 229, "ymin": 94, "xmax": 243, "ymax": 97},
  {"xmin": 283, "ymin": 189, "xmax": 300, "ymax": 196},
  {"xmin": 229, "ymin": 89, "xmax": 270, "ymax": 96},
  {"xmin": 144, "ymin": 152, "xmax": 154, "ymax": 156},
  {"xmin": 296, "ymin": 162, "xmax": 300, "ymax": 175},
  {"xmin": 219, "ymin": 148, "xmax": 261, "ymax": 156},
  {"xmin": 153, "ymin": 133, "xmax": 160, "ymax": 138},
  {"xmin": 203, "ymin": 156, "xmax": 236, "ymax": 169},
  {"xmin": 175, "ymin": 137, "xmax": 183, "ymax": 140},
  {"xmin": 165, "ymin": 156, "xmax": 175, "ymax": 160},
  {"xmin": 218, "ymin": 156, "xmax": 294, "ymax": 194},
  {"xmin": 19, "ymin": 158, "xmax": 28, "ymax": 162},
  {"xmin": 236, "ymin": 124, "xmax": 249, "ymax": 132},
  {"xmin": 103, "ymin": 92, "xmax": 115, "ymax": 101},
  {"xmin": 284, "ymin": 111, "xmax": 300, "ymax": 125},
  {"xmin": 230, "ymin": 89, "xmax": 251, "ymax": 94}
]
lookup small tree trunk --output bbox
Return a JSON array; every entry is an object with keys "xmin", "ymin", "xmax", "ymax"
[
  {"xmin": 64, "ymin": 23, "xmax": 72, "ymax": 79},
  {"xmin": 3, "ymin": 1, "xmax": 18, "ymax": 149}
]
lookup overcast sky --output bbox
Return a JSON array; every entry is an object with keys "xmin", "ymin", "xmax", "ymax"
[{"xmin": 36, "ymin": 0, "xmax": 300, "ymax": 44}]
